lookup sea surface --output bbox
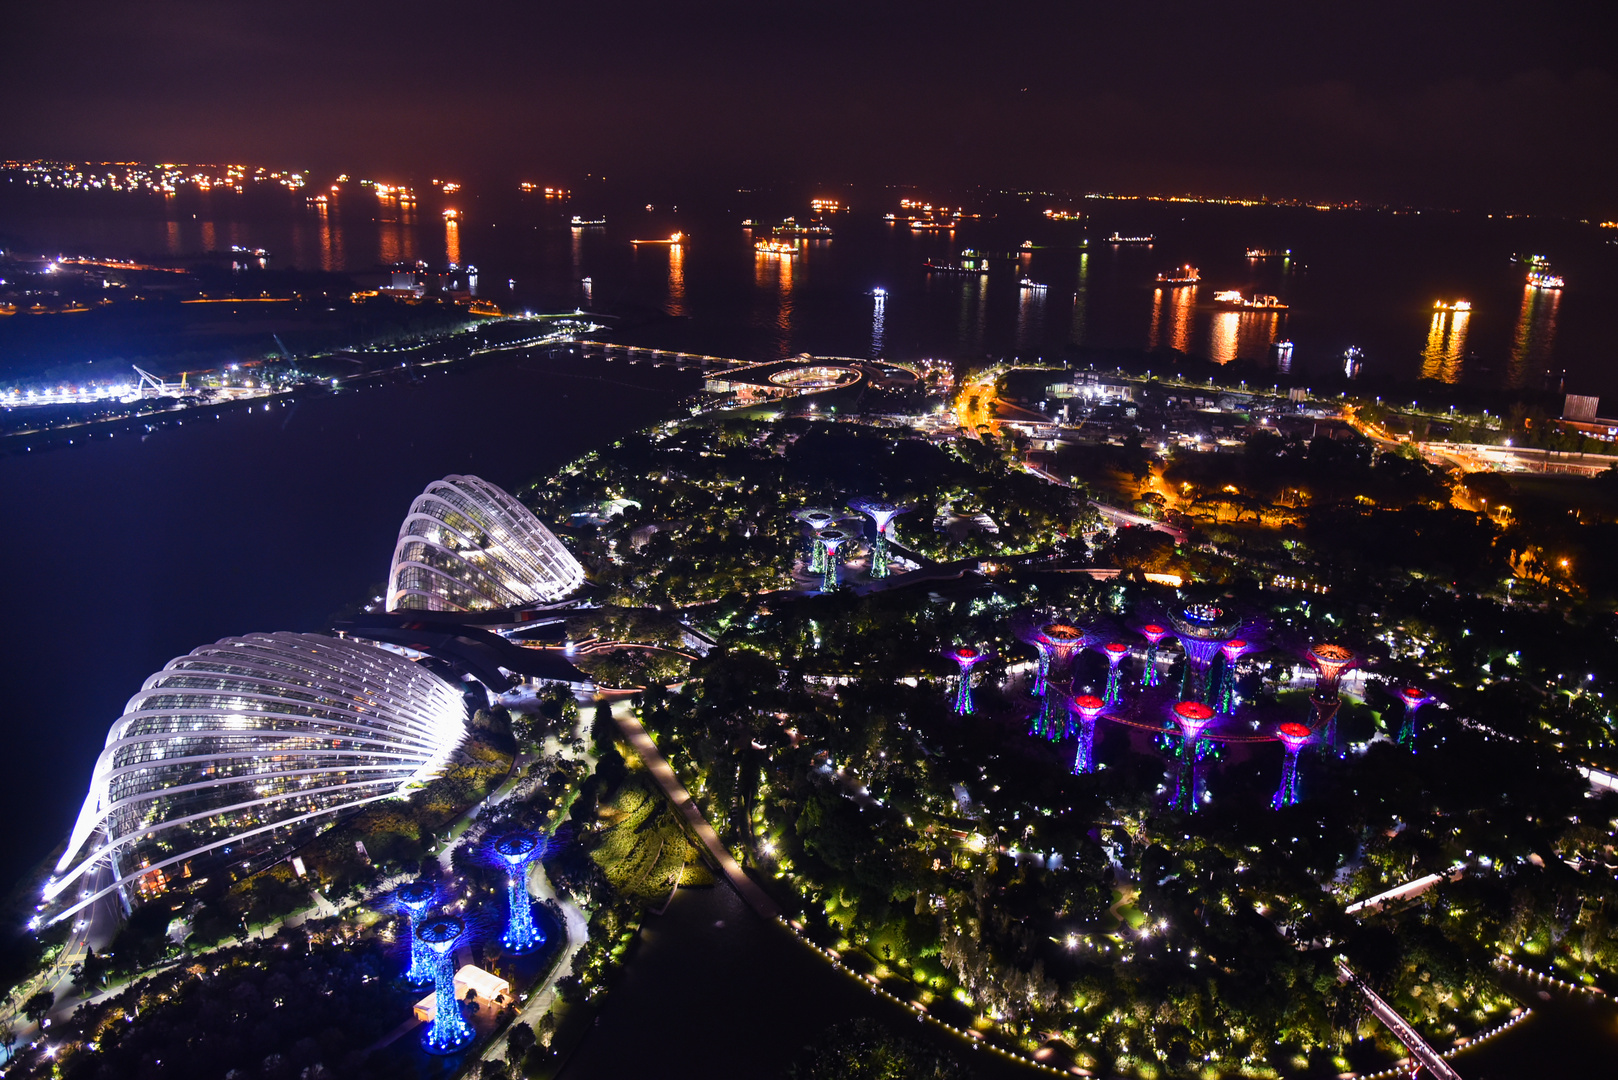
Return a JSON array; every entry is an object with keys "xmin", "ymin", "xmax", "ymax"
[{"xmin": 3, "ymin": 180, "xmax": 1617, "ymax": 398}]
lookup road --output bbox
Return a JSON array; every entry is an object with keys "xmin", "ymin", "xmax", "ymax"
[{"xmin": 606, "ymin": 701, "xmax": 781, "ymax": 920}]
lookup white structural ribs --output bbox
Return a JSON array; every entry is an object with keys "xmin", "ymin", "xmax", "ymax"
[
  {"xmin": 385, "ymin": 474, "xmax": 585, "ymax": 612},
  {"xmin": 46, "ymin": 632, "xmax": 468, "ymax": 925}
]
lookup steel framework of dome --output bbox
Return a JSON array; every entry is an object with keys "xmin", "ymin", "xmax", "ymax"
[
  {"xmin": 386, "ymin": 474, "xmax": 585, "ymax": 612},
  {"xmin": 45, "ymin": 632, "xmax": 469, "ymax": 925}
]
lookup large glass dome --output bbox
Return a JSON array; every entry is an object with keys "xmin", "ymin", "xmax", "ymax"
[
  {"xmin": 386, "ymin": 474, "xmax": 585, "ymax": 612},
  {"xmin": 46, "ymin": 633, "xmax": 468, "ymax": 925}
]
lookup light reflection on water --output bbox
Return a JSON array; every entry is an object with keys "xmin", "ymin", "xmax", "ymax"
[
  {"xmin": 1071, "ymin": 252, "xmax": 1088, "ymax": 344},
  {"xmin": 1016, "ymin": 284, "xmax": 1044, "ymax": 349},
  {"xmin": 870, "ymin": 291, "xmax": 885, "ymax": 358},
  {"xmin": 1422, "ymin": 310, "xmax": 1469, "ymax": 383},
  {"xmin": 1207, "ymin": 310, "xmax": 1280, "ymax": 365},
  {"xmin": 1508, "ymin": 285, "xmax": 1560, "ymax": 388},
  {"xmin": 444, "ymin": 219, "xmax": 460, "ymax": 267},
  {"xmin": 1168, "ymin": 285, "xmax": 1195, "ymax": 354},
  {"xmin": 666, "ymin": 243, "xmax": 685, "ymax": 317}
]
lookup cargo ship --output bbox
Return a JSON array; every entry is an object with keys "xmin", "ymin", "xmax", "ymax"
[
  {"xmin": 571, "ymin": 215, "xmax": 606, "ymax": 227},
  {"xmin": 1156, "ymin": 265, "xmax": 1199, "ymax": 285},
  {"xmin": 1213, "ymin": 290, "xmax": 1288, "ymax": 310},
  {"xmin": 630, "ymin": 232, "xmax": 683, "ymax": 245},
  {"xmin": 1244, "ymin": 248, "xmax": 1291, "ymax": 258},
  {"xmin": 1107, "ymin": 232, "xmax": 1154, "ymax": 244},
  {"xmin": 925, "ymin": 249, "xmax": 994, "ymax": 274}
]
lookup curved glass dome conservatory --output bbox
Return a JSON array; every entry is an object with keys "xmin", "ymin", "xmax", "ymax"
[
  {"xmin": 386, "ymin": 474, "xmax": 585, "ymax": 612},
  {"xmin": 46, "ymin": 632, "xmax": 467, "ymax": 924}
]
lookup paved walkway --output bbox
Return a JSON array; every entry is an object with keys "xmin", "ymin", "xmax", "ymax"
[{"xmin": 607, "ymin": 702, "xmax": 780, "ymax": 920}]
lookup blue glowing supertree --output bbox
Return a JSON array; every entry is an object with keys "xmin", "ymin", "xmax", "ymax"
[
  {"xmin": 395, "ymin": 880, "xmax": 438, "ymax": 986},
  {"xmin": 850, "ymin": 499, "xmax": 910, "ymax": 579},
  {"xmin": 1271, "ymin": 722, "xmax": 1314, "ymax": 809},
  {"xmin": 1099, "ymin": 642, "xmax": 1130, "ymax": 706},
  {"xmin": 417, "ymin": 915, "xmax": 473, "ymax": 1054},
  {"xmin": 1070, "ymin": 694, "xmax": 1106, "ymax": 774},
  {"xmin": 946, "ymin": 646, "xmax": 987, "ymax": 715},
  {"xmin": 1397, "ymin": 687, "xmax": 1431, "ymax": 752},
  {"xmin": 1138, "ymin": 623, "xmax": 1169, "ymax": 687},
  {"xmin": 491, "ymin": 831, "xmax": 546, "ymax": 953},
  {"xmin": 1169, "ymin": 701, "xmax": 1216, "ymax": 813}
]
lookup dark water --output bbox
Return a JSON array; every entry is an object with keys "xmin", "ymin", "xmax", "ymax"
[
  {"xmin": 3, "ymin": 181, "xmax": 1617, "ymax": 398},
  {"xmin": 0, "ymin": 352, "xmax": 695, "ymax": 893},
  {"xmin": 557, "ymin": 884, "xmax": 1033, "ymax": 1080}
]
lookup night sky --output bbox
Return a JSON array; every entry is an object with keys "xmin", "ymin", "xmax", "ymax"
[{"xmin": 1, "ymin": 1, "xmax": 1613, "ymax": 214}]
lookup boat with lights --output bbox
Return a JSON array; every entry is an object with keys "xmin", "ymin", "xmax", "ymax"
[
  {"xmin": 1527, "ymin": 271, "xmax": 1564, "ymax": 289},
  {"xmin": 1107, "ymin": 232, "xmax": 1154, "ymax": 244},
  {"xmin": 754, "ymin": 239, "xmax": 798, "ymax": 256},
  {"xmin": 1156, "ymin": 265, "xmax": 1199, "ymax": 285},
  {"xmin": 570, "ymin": 215, "xmax": 605, "ymax": 227},
  {"xmin": 1433, "ymin": 299, "xmax": 1471, "ymax": 312},
  {"xmin": 1213, "ymin": 290, "xmax": 1287, "ymax": 310},
  {"xmin": 925, "ymin": 249, "xmax": 994, "ymax": 274},
  {"xmin": 630, "ymin": 232, "xmax": 683, "ymax": 245},
  {"xmin": 1244, "ymin": 248, "xmax": 1291, "ymax": 258}
]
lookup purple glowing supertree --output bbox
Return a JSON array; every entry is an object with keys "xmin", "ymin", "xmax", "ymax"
[
  {"xmin": 1306, "ymin": 643, "xmax": 1357, "ymax": 754},
  {"xmin": 1023, "ymin": 621, "xmax": 1087, "ymax": 739},
  {"xmin": 818, "ymin": 529, "xmax": 849, "ymax": 590},
  {"xmin": 946, "ymin": 646, "xmax": 987, "ymax": 715},
  {"xmin": 1099, "ymin": 642, "xmax": 1130, "ymax": 705},
  {"xmin": 395, "ymin": 880, "xmax": 438, "ymax": 986},
  {"xmin": 1271, "ymin": 721, "xmax": 1314, "ymax": 809},
  {"xmin": 1070, "ymin": 694, "xmax": 1106, "ymax": 774},
  {"xmin": 850, "ymin": 499, "xmax": 910, "ymax": 579},
  {"xmin": 1139, "ymin": 623, "xmax": 1169, "ymax": 687},
  {"xmin": 1169, "ymin": 700, "xmax": 1217, "ymax": 813},
  {"xmin": 1168, "ymin": 603, "xmax": 1239, "ymax": 702},
  {"xmin": 417, "ymin": 915, "xmax": 474, "ymax": 1054},
  {"xmin": 1215, "ymin": 638, "xmax": 1257, "ymax": 714},
  {"xmin": 1397, "ymin": 686, "xmax": 1431, "ymax": 752}
]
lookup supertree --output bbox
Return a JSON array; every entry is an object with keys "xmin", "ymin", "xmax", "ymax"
[
  {"xmin": 1022, "ymin": 621, "xmax": 1087, "ymax": 739},
  {"xmin": 1306, "ymin": 643, "xmax": 1357, "ymax": 754},
  {"xmin": 1169, "ymin": 700, "xmax": 1217, "ymax": 813},
  {"xmin": 850, "ymin": 499, "xmax": 909, "ymax": 579},
  {"xmin": 1070, "ymin": 694, "xmax": 1106, "ymax": 774},
  {"xmin": 1397, "ymin": 687, "xmax": 1431, "ymax": 752},
  {"xmin": 1138, "ymin": 623, "xmax": 1170, "ymax": 687},
  {"xmin": 417, "ymin": 915, "xmax": 474, "ymax": 1054},
  {"xmin": 1168, "ymin": 603, "xmax": 1239, "ymax": 701},
  {"xmin": 1099, "ymin": 642, "xmax": 1130, "ymax": 705},
  {"xmin": 818, "ymin": 529, "xmax": 849, "ymax": 591},
  {"xmin": 794, "ymin": 509, "xmax": 836, "ymax": 573},
  {"xmin": 395, "ymin": 880, "xmax": 438, "ymax": 986},
  {"xmin": 946, "ymin": 646, "xmax": 987, "ymax": 715},
  {"xmin": 1271, "ymin": 721, "xmax": 1314, "ymax": 809},
  {"xmin": 491, "ymin": 831, "xmax": 546, "ymax": 953},
  {"xmin": 1215, "ymin": 638, "xmax": 1257, "ymax": 714}
]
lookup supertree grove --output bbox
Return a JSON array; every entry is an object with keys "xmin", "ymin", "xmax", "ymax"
[
  {"xmin": 1169, "ymin": 700, "xmax": 1217, "ymax": 813},
  {"xmin": 817, "ymin": 529, "xmax": 848, "ymax": 591},
  {"xmin": 1100, "ymin": 642, "xmax": 1130, "ymax": 705},
  {"xmin": 1138, "ymin": 623, "xmax": 1169, "ymax": 687},
  {"xmin": 1271, "ymin": 721, "xmax": 1314, "ymax": 809},
  {"xmin": 1398, "ymin": 686, "xmax": 1431, "ymax": 752},
  {"xmin": 417, "ymin": 915, "xmax": 474, "ymax": 1054},
  {"xmin": 850, "ymin": 498, "xmax": 908, "ymax": 579},
  {"xmin": 1070, "ymin": 694, "xmax": 1106, "ymax": 774},
  {"xmin": 491, "ymin": 831, "xmax": 545, "ymax": 953},
  {"xmin": 394, "ymin": 880, "xmax": 438, "ymax": 986},
  {"xmin": 946, "ymin": 646, "xmax": 987, "ymax": 715}
]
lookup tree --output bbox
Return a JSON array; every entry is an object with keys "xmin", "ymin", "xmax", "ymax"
[{"xmin": 21, "ymin": 990, "xmax": 52, "ymax": 1024}]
